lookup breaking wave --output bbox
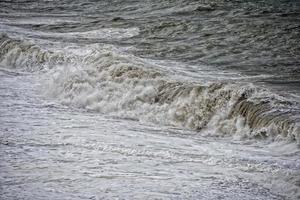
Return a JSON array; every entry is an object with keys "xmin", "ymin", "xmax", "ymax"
[
  {"xmin": 0, "ymin": 33, "xmax": 75, "ymax": 71},
  {"xmin": 1, "ymin": 34, "xmax": 299, "ymax": 144}
]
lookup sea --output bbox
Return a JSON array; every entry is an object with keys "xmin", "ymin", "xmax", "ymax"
[{"xmin": 0, "ymin": 0, "xmax": 299, "ymax": 199}]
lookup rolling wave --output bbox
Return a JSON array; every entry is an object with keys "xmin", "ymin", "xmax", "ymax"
[
  {"xmin": 1, "ymin": 34, "xmax": 299, "ymax": 144},
  {"xmin": 0, "ymin": 33, "xmax": 74, "ymax": 71}
]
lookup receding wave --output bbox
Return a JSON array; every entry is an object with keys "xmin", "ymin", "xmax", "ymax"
[{"xmin": 1, "ymin": 34, "xmax": 299, "ymax": 144}]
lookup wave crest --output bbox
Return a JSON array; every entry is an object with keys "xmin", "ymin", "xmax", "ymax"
[
  {"xmin": 43, "ymin": 46, "xmax": 299, "ymax": 144},
  {"xmin": 1, "ymin": 35, "xmax": 298, "ymax": 143},
  {"xmin": 0, "ymin": 34, "xmax": 73, "ymax": 71}
]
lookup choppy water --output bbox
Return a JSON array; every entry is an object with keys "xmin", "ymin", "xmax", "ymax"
[{"xmin": 0, "ymin": 0, "xmax": 299, "ymax": 199}]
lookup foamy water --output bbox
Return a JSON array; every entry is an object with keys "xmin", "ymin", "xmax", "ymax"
[{"xmin": 0, "ymin": 0, "xmax": 299, "ymax": 199}]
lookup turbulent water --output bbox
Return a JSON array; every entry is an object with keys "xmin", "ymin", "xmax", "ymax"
[{"xmin": 0, "ymin": 0, "xmax": 300, "ymax": 199}]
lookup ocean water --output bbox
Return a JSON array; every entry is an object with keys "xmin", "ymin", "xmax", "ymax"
[{"xmin": 0, "ymin": 0, "xmax": 299, "ymax": 199}]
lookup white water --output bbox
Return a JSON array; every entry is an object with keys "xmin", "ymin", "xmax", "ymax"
[
  {"xmin": 1, "ymin": 68, "xmax": 299, "ymax": 200},
  {"xmin": 1, "ymin": 1, "xmax": 300, "ymax": 199}
]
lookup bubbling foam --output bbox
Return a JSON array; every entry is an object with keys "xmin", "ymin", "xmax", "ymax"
[
  {"xmin": 0, "ymin": 34, "xmax": 75, "ymax": 71},
  {"xmin": 45, "ymin": 47, "xmax": 300, "ymax": 144},
  {"xmin": 0, "ymin": 34, "xmax": 299, "ymax": 144}
]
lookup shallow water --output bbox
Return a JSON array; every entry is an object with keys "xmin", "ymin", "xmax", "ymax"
[
  {"xmin": 1, "ymin": 69, "xmax": 299, "ymax": 199},
  {"xmin": 0, "ymin": 0, "xmax": 300, "ymax": 199}
]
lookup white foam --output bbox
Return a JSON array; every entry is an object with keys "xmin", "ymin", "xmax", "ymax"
[
  {"xmin": 0, "ymin": 34, "xmax": 298, "ymax": 143},
  {"xmin": 40, "ymin": 45, "xmax": 299, "ymax": 144},
  {"xmin": 0, "ymin": 24, "xmax": 139, "ymax": 40}
]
